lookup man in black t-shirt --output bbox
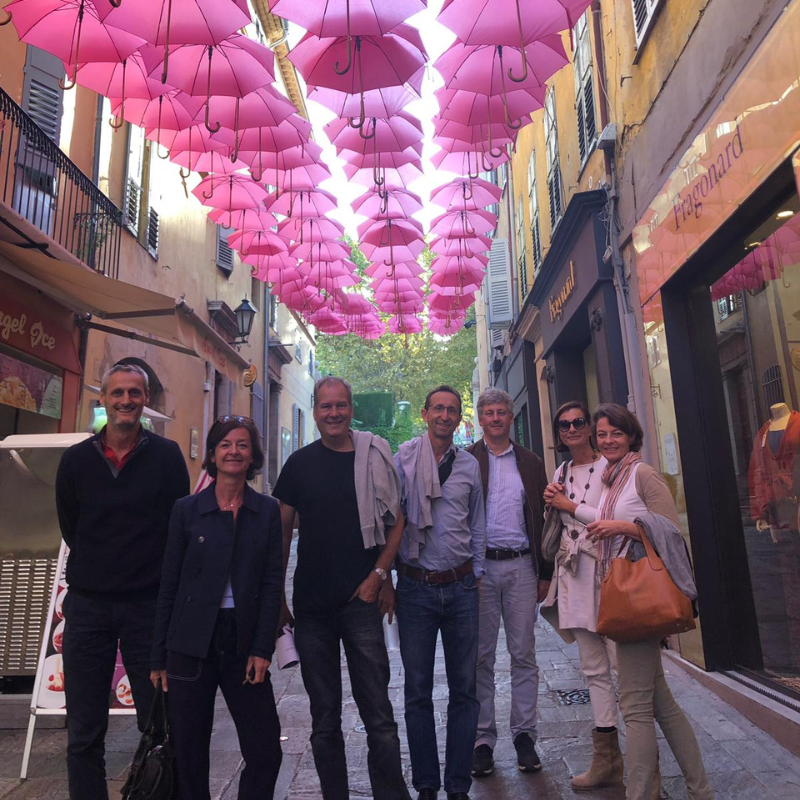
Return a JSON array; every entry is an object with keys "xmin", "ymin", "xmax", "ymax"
[{"xmin": 272, "ymin": 376, "xmax": 411, "ymax": 800}]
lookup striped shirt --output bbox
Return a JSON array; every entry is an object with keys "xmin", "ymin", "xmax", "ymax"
[{"xmin": 485, "ymin": 444, "xmax": 528, "ymax": 550}]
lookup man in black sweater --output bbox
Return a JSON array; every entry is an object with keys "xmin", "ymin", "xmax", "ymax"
[{"xmin": 56, "ymin": 364, "xmax": 189, "ymax": 800}]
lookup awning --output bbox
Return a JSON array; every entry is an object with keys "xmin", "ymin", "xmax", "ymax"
[{"xmin": 0, "ymin": 241, "xmax": 248, "ymax": 383}]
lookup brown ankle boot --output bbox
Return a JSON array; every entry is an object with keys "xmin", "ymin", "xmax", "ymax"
[{"xmin": 571, "ymin": 729, "xmax": 624, "ymax": 791}]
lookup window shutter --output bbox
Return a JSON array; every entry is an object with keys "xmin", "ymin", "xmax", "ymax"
[
  {"xmin": 216, "ymin": 225, "xmax": 234, "ymax": 274},
  {"xmin": 531, "ymin": 212, "xmax": 542, "ymax": 273},
  {"xmin": 584, "ymin": 76, "xmax": 596, "ymax": 146},
  {"xmin": 549, "ymin": 163, "xmax": 563, "ymax": 227},
  {"xmin": 576, "ymin": 93, "xmax": 587, "ymax": 162},
  {"xmin": 631, "ymin": 0, "xmax": 664, "ymax": 48},
  {"xmin": 22, "ymin": 46, "xmax": 64, "ymax": 145},
  {"xmin": 125, "ymin": 126, "xmax": 146, "ymax": 234},
  {"xmin": 486, "ymin": 238, "xmax": 512, "ymax": 329},
  {"xmin": 292, "ymin": 404, "xmax": 300, "ymax": 451},
  {"xmin": 125, "ymin": 178, "xmax": 141, "ymax": 233},
  {"xmin": 147, "ymin": 206, "xmax": 159, "ymax": 256}
]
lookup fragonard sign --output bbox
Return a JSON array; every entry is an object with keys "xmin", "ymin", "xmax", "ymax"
[{"xmin": 549, "ymin": 260, "xmax": 576, "ymax": 322}]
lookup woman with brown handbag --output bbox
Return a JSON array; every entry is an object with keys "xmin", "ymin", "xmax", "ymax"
[
  {"xmin": 586, "ymin": 403, "xmax": 713, "ymax": 800},
  {"xmin": 542, "ymin": 401, "xmax": 620, "ymax": 791}
]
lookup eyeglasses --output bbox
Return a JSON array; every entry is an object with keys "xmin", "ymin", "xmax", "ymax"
[
  {"xmin": 216, "ymin": 415, "xmax": 254, "ymax": 425},
  {"xmin": 557, "ymin": 417, "xmax": 587, "ymax": 432},
  {"xmin": 431, "ymin": 404, "xmax": 460, "ymax": 415}
]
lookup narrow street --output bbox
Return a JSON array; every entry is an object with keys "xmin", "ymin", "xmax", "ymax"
[{"xmin": 1, "ymin": 538, "xmax": 799, "ymax": 799}]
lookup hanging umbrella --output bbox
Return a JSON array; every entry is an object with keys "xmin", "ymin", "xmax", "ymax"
[
  {"xmin": 435, "ymin": 85, "xmax": 544, "ymax": 127},
  {"xmin": 278, "ymin": 285, "xmax": 330, "ymax": 313},
  {"xmin": 431, "ymin": 177, "xmax": 501, "ymax": 210},
  {"xmin": 228, "ymin": 229, "xmax": 287, "ymax": 257},
  {"xmin": 305, "ymin": 265, "xmax": 360, "ymax": 292},
  {"xmin": 171, "ymin": 148, "xmax": 249, "ymax": 175},
  {"xmin": 152, "ymin": 123, "xmax": 230, "ymax": 157},
  {"xmin": 289, "ymin": 24, "xmax": 427, "ymax": 93},
  {"xmin": 272, "ymin": 163, "xmax": 333, "ymax": 192},
  {"xmin": 428, "ymin": 315, "xmax": 465, "ymax": 334},
  {"xmin": 352, "ymin": 188, "xmax": 424, "ymax": 220},
  {"xmin": 430, "ymin": 209, "xmax": 497, "ymax": 237},
  {"xmin": 110, "ymin": 90, "xmax": 202, "ymax": 133},
  {"xmin": 246, "ymin": 252, "xmax": 301, "ymax": 280},
  {"xmin": 388, "ymin": 315, "xmax": 423, "ymax": 334},
  {"xmin": 430, "ymin": 235, "xmax": 492, "ymax": 257},
  {"xmin": 431, "ymin": 147, "xmax": 509, "ymax": 175},
  {"xmin": 191, "ymin": 174, "xmax": 269, "ymax": 219},
  {"xmin": 361, "ymin": 219, "xmax": 425, "ymax": 257},
  {"xmin": 215, "ymin": 115, "xmax": 312, "ymax": 162},
  {"xmin": 428, "ymin": 291, "xmax": 476, "ymax": 312},
  {"xmin": 326, "ymin": 110, "xmax": 423, "ymax": 153},
  {"xmin": 210, "ymin": 207, "xmax": 278, "ymax": 230},
  {"xmin": 290, "ymin": 240, "xmax": 352, "ymax": 263},
  {"xmin": 310, "ymin": 81, "xmax": 419, "ymax": 121},
  {"xmin": 308, "ymin": 307, "xmax": 348, "ymax": 335},
  {"xmin": 429, "ymin": 274, "xmax": 482, "ymax": 294},
  {"xmin": 269, "ymin": 189, "xmax": 338, "ymax": 219},
  {"xmin": 99, "ymin": 0, "xmax": 252, "ymax": 83},
  {"xmin": 240, "ymin": 141, "xmax": 325, "ymax": 184},
  {"xmin": 204, "ymin": 86, "xmax": 297, "ymax": 143},
  {"xmin": 438, "ymin": 0, "xmax": 591, "ymax": 47},
  {"xmin": 366, "ymin": 260, "xmax": 423, "ymax": 277},
  {"xmin": 357, "ymin": 215, "xmax": 423, "ymax": 238},
  {"xmin": 277, "ymin": 216, "xmax": 345, "ymax": 244},
  {"xmin": 270, "ymin": 0, "xmax": 427, "ymax": 38},
  {"xmin": 346, "ymin": 161, "xmax": 424, "ymax": 188},
  {"xmin": 430, "ymin": 255, "xmax": 488, "ymax": 274},
  {"xmin": 8, "ymin": 0, "xmax": 145, "ymax": 89},
  {"xmin": 433, "ymin": 133, "xmax": 516, "ymax": 157},
  {"xmin": 141, "ymin": 33, "xmax": 275, "ymax": 132}
]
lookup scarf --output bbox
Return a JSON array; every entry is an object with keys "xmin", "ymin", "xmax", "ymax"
[
  {"xmin": 598, "ymin": 451, "xmax": 642, "ymax": 577},
  {"xmin": 396, "ymin": 434, "xmax": 443, "ymax": 559}
]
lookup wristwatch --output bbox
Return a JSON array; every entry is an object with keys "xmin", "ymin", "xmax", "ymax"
[{"xmin": 374, "ymin": 567, "xmax": 388, "ymax": 581}]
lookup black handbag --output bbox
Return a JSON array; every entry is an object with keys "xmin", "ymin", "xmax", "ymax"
[{"xmin": 122, "ymin": 681, "xmax": 177, "ymax": 800}]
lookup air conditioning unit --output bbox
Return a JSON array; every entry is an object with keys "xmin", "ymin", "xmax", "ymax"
[{"xmin": 486, "ymin": 238, "xmax": 513, "ymax": 330}]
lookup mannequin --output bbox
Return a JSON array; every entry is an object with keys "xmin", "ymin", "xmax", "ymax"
[{"xmin": 749, "ymin": 403, "xmax": 800, "ymax": 533}]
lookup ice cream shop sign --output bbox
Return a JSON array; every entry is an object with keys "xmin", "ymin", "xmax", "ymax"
[{"xmin": 1, "ymin": 308, "xmax": 57, "ymax": 352}]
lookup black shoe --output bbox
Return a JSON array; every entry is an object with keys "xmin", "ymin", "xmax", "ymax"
[
  {"xmin": 447, "ymin": 794, "xmax": 470, "ymax": 799},
  {"xmin": 514, "ymin": 733, "xmax": 542, "ymax": 772},
  {"xmin": 418, "ymin": 791, "xmax": 437, "ymax": 800},
  {"xmin": 471, "ymin": 744, "xmax": 494, "ymax": 777}
]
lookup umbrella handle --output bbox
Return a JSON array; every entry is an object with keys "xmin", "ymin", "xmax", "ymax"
[
  {"xmin": 463, "ymin": 180, "xmax": 473, "ymax": 202},
  {"xmin": 108, "ymin": 0, "xmax": 122, "ymax": 6},
  {"xmin": 287, "ymin": 191, "xmax": 297, "ymax": 218},
  {"xmin": 179, "ymin": 167, "xmax": 191, "ymax": 180},
  {"xmin": 507, "ymin": 1, "xmax": 529, "ymax": 83},
  {"xmin": 379, "ymin": 192, "xmax": 388, "ymax": 215},
  {"xmin": 359, "ymin": 116, "xmax": 377, "ymax": 141},
  {"xmin": 334, "ymin": 1, "xmax": 353, "ymax": 75},
  {"xmin": 160, "ymin": 0, "xmax": 174, "ymax": 83},
  {"xmin": 467, "ymin": 151, "xmax": 480, "ymax": 180},
  {"xmin": 204, "ymin": 48, "xmax": 221, "ymax": 133},
  {"xmin": 0, "ymin": 10, "xmax": 12, "ymax": 25},
  {"xmin": 156, "ymin": 142, "xmax": 170, "ymax": 159},
  {"xmin": 108, "ymin": 113, "xmax": 124, "ymax": 130},
  {"xmin": 378, "ymin": 219, "xmax": 392, "ymax": 247},
  {"xmin": 462, "ymin": 212, "xmax": 476, "ymax": 237},
  {"xmin": 348, "ymin": 91, "xmax": 367, "ymax": 130}
]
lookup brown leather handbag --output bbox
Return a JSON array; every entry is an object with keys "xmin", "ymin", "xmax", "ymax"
[{"xmin": 596, "ymin": 532, "xmax": 696, "ymax": 643}]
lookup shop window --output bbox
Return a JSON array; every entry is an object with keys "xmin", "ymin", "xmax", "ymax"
[
  {"xmin": 527, "ymin": 152, "xmax": 543, "ymax": 274},
  {"xmin": 216, "ymin": 224, "xmax": 235, "ymax": 275},
  {"xmin": 125, "ymin": 125, "xmax": 159, "ymax": 256},
  {"xmin": 631, "ymin": 0, "xmax": 665, "ymax": 53},
  {"xmin": 544, "ymin": 89, "xmax": 563, "ymax": 228},
  {"xmin": 573, "ymin": 13, "xmax": 597, "ymax": 164}
]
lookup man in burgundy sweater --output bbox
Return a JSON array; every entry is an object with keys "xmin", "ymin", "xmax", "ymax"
[{"xmin": 56, "ymin": 364, "xmax": 189, "ymax": 800}]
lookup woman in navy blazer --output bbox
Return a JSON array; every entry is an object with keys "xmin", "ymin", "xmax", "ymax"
[{"xmin": 151, "ymin": 416, "xmax": 283, "ymax": 799}]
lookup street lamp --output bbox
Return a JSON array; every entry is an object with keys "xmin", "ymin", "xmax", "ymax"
[{"xmin": 234, "ymin": 298, "xmax": 257, "ymax": 345}]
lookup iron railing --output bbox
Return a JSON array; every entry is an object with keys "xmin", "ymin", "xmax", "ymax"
[{"xmin": 0, "ymin": 87, "xmax": 122, "ymax": 278}]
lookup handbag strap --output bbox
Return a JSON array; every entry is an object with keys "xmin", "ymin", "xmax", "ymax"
[
  {"xmin": 144, "ymin": 680, "xmax": 170, "ymax": 740},
  {"xmin": 638, "ymin": 526, "xmax": 666, "ymax": 571}
]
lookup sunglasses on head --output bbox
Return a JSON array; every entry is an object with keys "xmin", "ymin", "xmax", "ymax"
[
  {"xmin": 216, "ymin": 415, "xmax": 254, "ymax": 425},
  {"xmin": 557, "ymin": 417, "xmax": 588, "ymax": 432}
]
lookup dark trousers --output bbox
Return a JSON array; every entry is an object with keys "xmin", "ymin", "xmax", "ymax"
[
  {"xmin": 166, "ymin": 610, "xmax": 282, "ymax": 800},
  {"xmin": 294, "ymin": 598, "xmax": 411, "ymax": 800},
  {"xmin": 62, "ymin": 590, "xmax": 158, "ymax": 800},
  {"xmin": 396, "ymin": 573, "xmax": 480, "ymax": 795}
]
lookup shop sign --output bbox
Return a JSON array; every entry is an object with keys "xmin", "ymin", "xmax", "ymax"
[
  {"xmin": 633, "ymin": 0, "xmax": 800, "ymax": 306},
  {"xmin": 549, "ymin": 260, "xmax": 577, "ymax": 322},
  {"xmin": 0, "ymin": 352, "xmax": 63, "ymax": 418},
  {"xmin": 0, "ymin": 295, "xmax": 79, "ymax": 373}
]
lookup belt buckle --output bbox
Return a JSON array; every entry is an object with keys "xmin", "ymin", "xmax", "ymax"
[{"xmin": 424, "ymin": 570, "xmax": 436, "ymax": 585}]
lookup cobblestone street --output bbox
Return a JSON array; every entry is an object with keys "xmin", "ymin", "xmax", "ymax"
[{"xmin": 1, "ymin": 538, "xmax": 799, "ymax": 799}]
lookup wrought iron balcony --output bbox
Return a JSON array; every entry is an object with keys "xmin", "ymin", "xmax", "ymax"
[{"xmin": 0, "ymin": 87, "xmax": 122, "ymax": 278}]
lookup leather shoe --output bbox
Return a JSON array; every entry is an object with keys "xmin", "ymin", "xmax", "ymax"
[
  {"xmin": 418, "ymin": 791, "xmax": 437, "ymax": 800},
  {"xmin": 446, "ymin": 794, "xmax": 470, "ymax": 799}
]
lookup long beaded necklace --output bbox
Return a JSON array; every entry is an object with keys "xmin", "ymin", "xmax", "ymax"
[{"xmin": 566, "ymin": 453, "xmax": 598, "ymax": 540}]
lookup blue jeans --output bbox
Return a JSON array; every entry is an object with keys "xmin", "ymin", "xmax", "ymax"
[
  {"xmin": 294, "ymin": 598, "xmax": 411, "ymax": 800},
  {"xmin": 396, "ymin": 573, "xmax": 480, "ymax": 794}
]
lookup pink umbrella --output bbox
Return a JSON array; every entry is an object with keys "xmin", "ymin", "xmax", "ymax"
[
  {"xmin": 436, "ymin": 38, "xmax": 568, "ymax": 95},
  {"xmin": 278, "ymin": 217, "xmax": 344, "ymax": 244},
  {"xmin": 228, "ymin": 230, "xmax": 287, "ymax": 258},
  {"xmin": 357, "ymin": 215, "xmax": 423, "ymax": 238},
  {"xmin": 352, "ymin": 188, "xmax": 423, "ymax": 220},
  {"xmin": 430, "ymin": 274, "xmax": 482, "ymax": 294},
  {"xmin": 213, "ymin": 207, "xmax": 278, "ymax": 230},
  {"xmin": 430, "ymin": 257, "xmax": 487, "ymax": 277},
  {"xmin": 438, "ymin": 0, "xmax": 591, "ymax": 49},
  {"xmin": 100, "ymin": 0, "xmax": 252, "ymax": 83},
  {"xmin": 153, "ymin": 124, "xmax": 230, "ymax": 158},
  {"xmin": 366, "ymin": 261, "xmax": 424, "ymax": 279},
  {"xmin": 110, "ymin": 91, "xmax": 202, "ymax": 133},
  {"xmin": 431, "ymin": 147, "xmax": 508, "ymax": 176},
  {"xmin": 431, "ymin": 177, "xmax": 501, "ymax": 210},
  {"xmin": 430, "ymin": 235, "xmax": 492, "ymax": 257},
  {"xmin": 310, "ymin": 81, "xmax": 419, "ymax": 121},
  {"xmin": 361, "ymin": 219, "xmax": 425, "ymax": 254},
  {"xmin": 273, "ymin": 164, "xmax": 333, "ymax": 192},
  {"xmin": 270, "ymin": 0, "xmax": 427, "ymax": 38},
  {"xmin": 269, "ymin": 189, "xmax": 338, "ymax": 219},
  {"xmin": 246, "ymin": 252, "xmax": 301, "ymax": 279},
  {"xmin": 8, "ymin": 0, "xmax": 145, "ymax": 90},
  {"xmin": 428, "ymin": 291, "xmax": 476, "ymax": 311},
  {"xmin": 308, "ymin": 307, "xmax": 348, "ymax": 334},
  {"xmin": 306, "ymin": 266, "xmax": 360, "ymax": 292},
  {"xmin": 435, "ymin": 85, "xmax": 544, "ymax": 127},
  {"xmin": 171, "ymin": 148, "xmax": 249, "ymax": 175},
  {"xmin": 388, "ymin": 315, "xmax": 423, "ymax": 334},
  {"xmin": 430, "ymin": 209, "xmax": 497, "ymax": 237},
  {"xmin": 428, "ymin": 315, "xmax": 465, "ymax": 334},
  {"xmin": 278, "ymin": 285, "xmax": 330, "ymax": 313},
  {"xmin": 327, "ymin": 109, "xmax": 422, "ymax": 152},
  {"xmin": 205, "ymin": 86, "xmax": 297, "ymax": 146},
  {"xmin": 346, "ymin": 161, "xmax": 424, "ymax": 189},
  {"xmin": 433, "ymin": 133, "xmax": 515, "ymax": 158},
  {"xmin": 290, "ymin": 240, "xmax": 352, "ymax": 264},
  {"xmin": 191, "ymin": 173, "xmax": 269, "ymax": 218},
  {"xmin": 241, "ymin": 141, "xmax": 325, "ymax": 184},
  {"xmin": 142, "ymin": 34, "xmax": 275, "ymax": 132},
  {"xmin": 216, "ymin": 115, "xmax": 312, "ymax": 162},
  {"xmin": 289, "ymin": 24, "xmax": 427, "ymax": 93}
]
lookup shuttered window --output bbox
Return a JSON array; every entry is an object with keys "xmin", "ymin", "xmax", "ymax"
[
  {"xmin": 526, "ymin": 152, "xmax": 543, "ymax": 275},
  {"xmin": 216, "ymin": 225, "xmax": 235, "ymax": 275},
  {"xmin": 631, "ymin": 0, "xmax": 665, "ymax": 52},
  {"xmin": 574, "ymin": 14, "xmax": 597, "ymax": 164},
  {"xmin": 22, "ymin": 46, "xmax": 64, "ymax": 145},
  {"xmin": 544, "ymin": 89, "xmax": 563, "ymax": 228},
  {"xmin": 515, "ymin": 196, "xmax": 528, "ymax": 298},
  {"xmin": 486, "ymin": 238, "xmax": 512, "ymax": 329}
]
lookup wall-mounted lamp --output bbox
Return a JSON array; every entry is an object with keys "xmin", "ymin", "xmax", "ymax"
[{"xmin": 234, "ymin": 298, "xmax": 257, "ymax": 346}]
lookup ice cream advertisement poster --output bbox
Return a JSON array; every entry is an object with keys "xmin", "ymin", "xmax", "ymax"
[
  {"xmin": 0, "ymin": 352, "xmax": 62, "ymax": 420},
  {"xmin": 32, "ymin": 543, "xmax": 137, "ymax": 715}
]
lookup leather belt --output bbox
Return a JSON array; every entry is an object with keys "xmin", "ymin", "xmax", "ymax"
[
  {"xmin": 485, "ymin": 547, "xmax": 531, "ymax": 561},
  {"xmin": 397, "ymin": 560, "xmax": 473, "ymax": 585}
]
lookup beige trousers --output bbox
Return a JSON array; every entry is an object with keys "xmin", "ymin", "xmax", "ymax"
[
  {"xmin": 616, "ymin": 639, "xmax": 714, "ymax": 800},
  {"xmin": 571, "ymin": 628, "xmax": 618, "ymax": 728}
]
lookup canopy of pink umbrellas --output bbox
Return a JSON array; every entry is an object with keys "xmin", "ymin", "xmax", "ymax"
[{"xmin": 6, "ymin": 0, "xmax": 591, "ymax": 338}]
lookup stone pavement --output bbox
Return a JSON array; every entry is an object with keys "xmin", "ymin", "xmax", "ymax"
[{"xmin": 2, "ymin": 537, "xmax": 800, "ymax": 799}]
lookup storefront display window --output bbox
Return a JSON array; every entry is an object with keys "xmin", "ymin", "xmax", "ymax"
[
  {"xmin": 642, "ymin": 292, "xmax": 705, "ymax": 668},
  {"xmin": 0, "ymin": 346, "xmax": 62, "ymax": 438},
  {"xmin": 709, "ymin": 196, "xmax": 800, "ymax": 694}
]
